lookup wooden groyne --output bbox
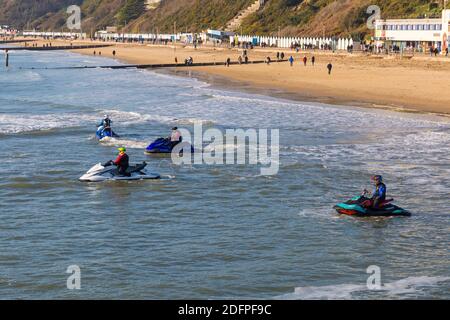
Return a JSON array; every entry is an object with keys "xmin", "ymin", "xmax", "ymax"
[
  {"xmin": 20, "ymin": 59, "xmax": 288, "ymax": 70},
  {"xmin": 0, "ymin": 40, "xmax": 35, "ymax": 44},
  {"xmin": 0, "ymin": 44, "xmax": 112, "ymax": 51}
]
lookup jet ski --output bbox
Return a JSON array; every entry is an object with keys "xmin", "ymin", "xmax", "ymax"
[
  {"xmin": 334, "ymin": 196, "xmax": 411, "ymax": 217},
  {"xmin": 145, "ymin": 137, "xmax": 194, "ymax": 155},
  {"xmin": 79, "ymin": 161, "xmax": 160, "ymax": 182},
  {"xmin": 96, "ymin": 126, "xmax": 119, "ymax": 141}
]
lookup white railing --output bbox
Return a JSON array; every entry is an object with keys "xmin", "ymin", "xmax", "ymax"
[
  {"xmin": 22, "ymin": 31, "xmax": 87, "ymax": 38},
  {"xmin": 230, "ymin": 34, "xmax": 354, "ymax": 50},
  {"xmin": 95, "ymin": 31, "xmax": 182, "ymax": 41}
]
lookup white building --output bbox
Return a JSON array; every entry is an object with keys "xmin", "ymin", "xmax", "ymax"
[{"xmin": 374, "ymin": 9, "xmax": 450, "ymax": 53}]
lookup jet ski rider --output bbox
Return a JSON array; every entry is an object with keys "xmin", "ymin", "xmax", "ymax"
[
  {"xmin": 364, "ymin": 175, "xmax": 386, "ymax": 208},
  {"xmin": 98, "ymin": 115, "xmax": 112, "ymax": 134},
  {"xmin": 104, "ymin": 147, "xmax": 130, "ymax": 176},
  {"xmin": 169, "ymin": 127, "xmax": 182, "ymax": 148}
]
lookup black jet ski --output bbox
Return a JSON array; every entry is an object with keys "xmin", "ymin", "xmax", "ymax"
[{"xmin": 334, "ymin": 196, "xmax": 411, "ymax": 217}]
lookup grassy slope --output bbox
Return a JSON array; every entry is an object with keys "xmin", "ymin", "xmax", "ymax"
[
  {"xmin": 126, "ymin": 0, "xmax": 255, "ymax": 33},
  {"xmin": 241, "ymin": 0, "xmax": 445, "ymax": 38}
]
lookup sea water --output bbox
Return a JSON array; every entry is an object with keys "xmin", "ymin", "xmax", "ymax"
[{"xmin": 0, "ymin": 50, "xmax": 448, "ymax": 299}]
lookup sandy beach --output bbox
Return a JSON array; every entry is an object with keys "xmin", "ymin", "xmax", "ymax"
[{"xmin": 15, "ymin": 38, "xmax": 450, "ymax": 115}]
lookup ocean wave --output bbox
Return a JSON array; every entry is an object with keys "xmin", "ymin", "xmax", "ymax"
[
  {"xmin": 0, "ymin": 70, "xmax": 43, "ymax": 83},
  {"xmin": 98, "ymin": 137, "xmax": 149, "ymax": 149},
  {"xmin": 0, "ymin": 113, "xmax": 97, "ymax": 135},
  {"xmin": 276, "ymin": 276, "xmax": 450, "ymax": 300}
]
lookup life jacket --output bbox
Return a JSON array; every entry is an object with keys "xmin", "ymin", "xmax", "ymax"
[
  {"xmin": 372, "ymin": 183, "xmax": 386, "ymax": 200},
  {"xmin": 114, "ymin": 153, "xmax": 129, "ymax": 171}
]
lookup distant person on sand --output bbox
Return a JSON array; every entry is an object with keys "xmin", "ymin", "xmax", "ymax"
[
  {"xmin": 303, "ymin": 56, "xmax": 307, "ymax": 66},
  {"xmin": 276, "ymin": 52, "xmax": 280, "ymax": 60},
  {"xmin": 281, "ymin": 52, "xmax": 285, "ymax": 60},
  {"xmin": 266, "ymin": 56, "xmax": 271, "ymax": 65},
  {"xmin": 93, "ymin": 51, "xmax": 96, "ymax": 55},
  {"xmin": 226, "ymin": 57, "xmax": 231, "ymax": 67},
  {"xmin": 311, "ymin": 56, "xmax": 315, "ymax": 66},
  {"xmin": 238, "ymin": 56, "xmax": 243, "ymax": 64},
  {"xmin": 289, "ymin": 56, "xmax": 294, "ymax": 67},
  {"xmin": 112, "ymin": 50, "xmax": 116, "ymax": 57},
  {"xmin": 327, "ymin": 62, "xmax": 333, "ymax": 75}
]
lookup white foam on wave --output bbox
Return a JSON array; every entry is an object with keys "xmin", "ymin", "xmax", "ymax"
[
  {"xmin": 0, "ymin": 113, "xmax": 97, "ymax": 134},
  {"xmin": 276, "ymin": 276, "xmax": 450, "ymax": 300},
  {"xmin": 99, "ymin": 137, "xmax": 149, "ymax": 149}
]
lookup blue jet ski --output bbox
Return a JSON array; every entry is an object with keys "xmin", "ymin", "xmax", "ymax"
[
  {"xmin": 145, "ymin": 137, "xmax": 194, "ymax": 155},
  {"xmin": 334, "ymin": 196, "xmax": 411, "ymax": 217},
  {"xmin": 96, "ymin": 126, "xmax": 119, "ymax": 140}
]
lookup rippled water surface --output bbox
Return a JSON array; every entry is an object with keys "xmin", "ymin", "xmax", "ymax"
[{"xmin": 0, "ymin": 50, "xmax": 449, "ymax": 299}]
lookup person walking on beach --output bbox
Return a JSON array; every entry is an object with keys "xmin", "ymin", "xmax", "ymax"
[
  {"xmin": 238, "ymin": 56, "xmax": 243, "ymax": 65},
  {"xmin": 281, "ymin": 52, "xmax": 285, "ymax": 60},
  {"xmin": 276, "ymin": 52, "xmax": 280, "ymax": 61},
  {"xmin": 266, "ymin": 56, "xmax": 271, "ymax": 65},
  {"xmin": 112, "ymin": 50, "xmax": 116, "ymax": 57},
  {"xmin": 311, "ymin": 56, "xmax": 315, "ymax": 66},
  {"xmin": 327, "ymin": 62, "xmax": 333, "ymax": 75},
  {"xmin": 226, "ymin": 57, "xmax": 231, "ymax": 67},
  {"xmin": 303, "ymin": 56, "xmax": 307, "ymax": 66},
  {"xmin": 289, "ymin": 56, "xmax": 294, "ymax": 67}
]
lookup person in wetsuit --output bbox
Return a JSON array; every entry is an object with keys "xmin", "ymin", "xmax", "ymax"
[
  {"xmin": 98, "ymin": 115, "xmax": 113, "ymax": 135},
  {"xmin": 364, "ymin": 175, "xmax": 386, "ymax": 208},
  {"xmin": 169, "ymin": 127, "xmax": 182, "ymax": 149},
  {"xmin": 110, "ymin": 147, "xmax": 130, "ymax": 176}
]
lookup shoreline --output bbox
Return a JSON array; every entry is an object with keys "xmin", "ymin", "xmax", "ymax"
[
  {"xmin": 14, "ymin": 38, "xmax": 450, "ymax": 117},
  {"xmin": 162, "ymin": 68, "xmax": 450, "ymax": 120}
]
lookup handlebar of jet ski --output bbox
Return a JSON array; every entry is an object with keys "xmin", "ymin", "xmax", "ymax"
[{"xmin": 102, "ymin": 160, "xmax": 114, "ymax": 167}]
